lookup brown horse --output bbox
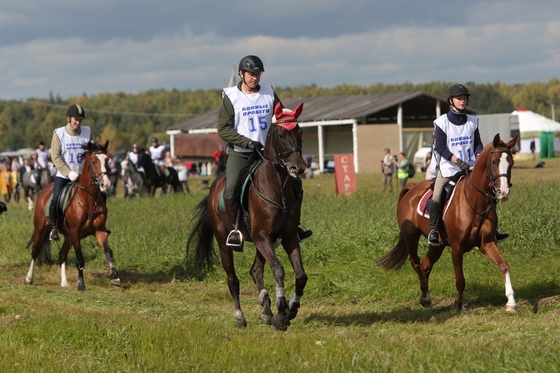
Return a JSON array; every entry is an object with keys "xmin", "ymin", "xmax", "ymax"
[
  {"xmin": 187, "ymin": 102, "xmax": 308, "ymax": 330},
  {"xmin": 25, "ymin": 141, "xmax": 121, "ymax": 290},
  {"xmin": 377, "ymin": 134, "xmax": 518, "ymax": 312}
]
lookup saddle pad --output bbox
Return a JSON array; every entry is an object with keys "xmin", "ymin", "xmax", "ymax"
[
  {"xmin": 416, "ymin": 180, "xmax": 460, "ymax": 219},
  {"xmin": 45, "ymin": 184, "xmax": 73, "ymax": 217}
]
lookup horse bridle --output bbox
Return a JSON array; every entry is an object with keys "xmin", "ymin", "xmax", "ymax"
[
  {"xmin": 463, "ymin": 147, "xmax": 513, "ymax": 247},
  {"xmin": 250, "ymin": 121, "xmax": 302, "ymax": 214}
]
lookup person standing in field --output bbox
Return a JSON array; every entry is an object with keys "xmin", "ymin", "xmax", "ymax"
[
  {"xmin": 393, "ymin": 152, "xmax": 410, "ymax": 190},
  {"xmin": 380, "ymin": 148, "xmax": 395, "ymax": 192}
]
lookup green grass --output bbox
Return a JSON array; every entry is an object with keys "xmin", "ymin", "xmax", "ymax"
[{"xmin": 1, "ymin": 158, "xmax": 560, "ymax": 372}]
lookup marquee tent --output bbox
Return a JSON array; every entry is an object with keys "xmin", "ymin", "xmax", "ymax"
[{"xmin": 513, "ymin": 109, "xmax": 560, "ymax": 158}]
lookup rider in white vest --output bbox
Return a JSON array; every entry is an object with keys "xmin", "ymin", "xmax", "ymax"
[
  {"xmin": 48, "ymin": 104, "xmax": 92, "ymax": 241},
  {"xmin": 428, "ymin": 84, "xmax": 508, "ymax": 245},
  {"xmin": 217, "ymin": 55, "xmax": 312, "ymax": 249}
]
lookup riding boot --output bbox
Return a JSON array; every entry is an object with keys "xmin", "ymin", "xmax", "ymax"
[
  {"xmin": 427, "ymin": 200, "xmax": 441, "ymax": 245},
  {"xmin": 48, "ymin": 204, "xmax": 60, "ymax": 242},
  {"xmin": 224, "ymin": 197, "xmax": 243, "ymax": 251}
]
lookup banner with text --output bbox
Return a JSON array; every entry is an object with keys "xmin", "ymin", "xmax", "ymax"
[{"xmin": 334, "ymin": 154, "xmax": 357, "ymax": 195}]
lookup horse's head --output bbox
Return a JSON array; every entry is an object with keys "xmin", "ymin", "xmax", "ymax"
[
  {"xmin": 266, "ymin": 102, "xmax": 306, "ymax": 177},
  {"xmin": 486, "ymin": 133, "xmax": 517, "ymax": 201},
  {"xmin": 82, "ymin": 140, "xmax": 112, "ymax": 192}
]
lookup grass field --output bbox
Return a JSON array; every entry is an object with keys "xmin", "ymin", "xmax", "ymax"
[{"xmin": 1, "ymin": 155, "xmax": 560, "ymax": 372}]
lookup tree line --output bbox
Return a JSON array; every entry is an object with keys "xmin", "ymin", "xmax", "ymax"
[{"xmin": 1, "ymin": 78, "xmax": 559, "ymax": 152}]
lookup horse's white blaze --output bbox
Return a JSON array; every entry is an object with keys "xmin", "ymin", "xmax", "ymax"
[
  {"xmin": 25, "ymin": 259, "xmax": 35, "ymax": 284},
  {"xmin": 504, "ymin": 270, "xmax": 516, "ymax": 308},
  {"xmin": 497, "ymin": 152, "xmax": 510, "ymax": 200},
  {"xmin": 60, "ymin": 263, "xmax": 69, "ymax": 287},
  {"xmin": 96, "ymin": 154, "xmax": 112, "ymax": 192}
]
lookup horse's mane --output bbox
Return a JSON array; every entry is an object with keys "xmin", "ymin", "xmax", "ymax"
[{"xmin": 81, "ymin": 141, "xmax": 108, "ymax": 153}]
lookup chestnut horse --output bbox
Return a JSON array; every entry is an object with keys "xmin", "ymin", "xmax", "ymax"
[
  {"xmin": 377, "ymin": 134, "xmax": 518, "ymax": 312},
  {"xmin": 25, "ymin": 141, "xmax": 121, "ymax": 290},
  {"xmin": 187, "ymin": 102, "xmax": 308, "ymax": 330}
]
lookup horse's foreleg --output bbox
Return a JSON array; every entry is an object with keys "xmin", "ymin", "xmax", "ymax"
[
  {"xmin": 284, "ymin": 243, "xmax": 308, "ymax": 321},
  {"xmin": 250, "ymin": 251, "xmax": 273, "ymax": 325},
  {"xmin": 218, "ymin": 245, "xmax": 246, "ymax": 328},
  {"xmin": 96, "ymin": 233, "xmax": 121, "ymax": 287},
  {"xmin": 72, "ymin": 241, "xmax": 86, "ymax": 291},
  {"xmin": 26, "ymin": 196, "xmax": 34, "ymax": 211},
  {"xmin": 451, "ymin": 247, "xmax": 466, "ymax": 311},
  {"xmin": 24, "ymin": 259, "xmax": 35, "ymax": 285},
  {"xmin": 479, "ymin": 242, "xmax": 517, "ymax": 312}
]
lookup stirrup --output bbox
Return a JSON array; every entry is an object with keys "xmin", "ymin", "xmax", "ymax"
[
  {"xmin": 427, "ymin": 229, "xmax": 439, "ymax": 245},
  {"xmin": 226, "ymin": 229, "xmax": 243, "ymax": 251},
  {"xmin": 298, "ymin": 225, "xmax": 313, "ymax": 242},
  {"xmin": 49, "ymin": 229, "xmax": 60, "ymax": 242}
]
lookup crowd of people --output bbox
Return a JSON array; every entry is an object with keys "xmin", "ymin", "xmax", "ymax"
[{"xmin": 0, "ymin": 141, "xmax": 55, "ymax": 203}]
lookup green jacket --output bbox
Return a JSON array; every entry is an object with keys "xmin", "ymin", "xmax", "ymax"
[{"xmin": 396, "ymin": 159, "xmax": 410, "ymax": 179}]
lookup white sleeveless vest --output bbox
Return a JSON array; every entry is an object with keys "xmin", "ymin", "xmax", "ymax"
[
  {"xmin": 36, "ymin": 148, "xmax": 49, "ymax": 168},
  {"xmin": 434, "ymin": 114, "xmax": 479, "ymax": 177},
  {"xmin": 222, "ymin": 85, "xmax": 275, "ymax": 153},
  {"xmin": 54, "ymin": 126, "xmax": 92, "ymax": 178}
]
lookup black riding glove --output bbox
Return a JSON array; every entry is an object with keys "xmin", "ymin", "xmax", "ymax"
[
  {"xmin": 455, "ymin": 158, "xmax": 471, "ymax": 172},
  {"xmin": 248, "ymin": 141, "xmax": 264, "ymax": 153}
]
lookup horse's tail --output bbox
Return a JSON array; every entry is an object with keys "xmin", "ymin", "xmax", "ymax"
[
  {"xmin": 186, "ymin": 195, "xmax": 216, "ymax": 274},
  {"xmin": 375, "ymin": 235, "xmax": 409, "ymax": 271},
  {"xmin": 27, "ymin": 231, "xmax": 55, "ymax": 265}
]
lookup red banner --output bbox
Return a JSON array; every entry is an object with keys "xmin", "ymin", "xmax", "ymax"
[{"xmin": 334, "ymin": 154, "xmax": 357, "ymax": 195}]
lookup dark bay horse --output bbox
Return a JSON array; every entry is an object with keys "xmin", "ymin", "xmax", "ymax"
[
  {"xmin": 376, "ymin": 134, "xmax": 518, "ymax": 312},
  {"xmin": 136, "ymin": 151, "xmax": 182, "ymax": 197},
  {"xmin": 22, "ymin": 164, "xmax": 54, "ymax": 210},
  {"xmin": 187, "ymin": 102, "xmax": 308, "ymax": 330},
  {"xmin": 25, "ymin": 141, "xmax": 121, "ymax": 290}
]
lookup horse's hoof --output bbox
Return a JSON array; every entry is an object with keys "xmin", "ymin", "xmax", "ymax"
[
  {"xmin": 78, "ymin": 284, "xmax": 86, "ymax": 291},
  {"xmin": 420, "ymin": 298, "xmax": 432, "ymax": 308},
  {"xmin": 110, "ymin": 278, "xmax": 121, "ymax": 287},
  {"xmin": 236, "ymin": 317, "xmax": 247, "ymax": 328},
  {"xmin": 261, "ymin": 313, "xmax": 272, "ymax": 325},
  {"xmin": 286, "ymin": 301, "xmax": 300, "ymax": 320},
  {"xmin": 505, "ymin": 305, "xmax": 517, "ymax": 313},
  {"xmin": 24, "ymin": 277, "xmax": 33, "ymax": 285},
  {"xmin": 271, "ymin": 313, "xmax": 290, "ymax": 331}
]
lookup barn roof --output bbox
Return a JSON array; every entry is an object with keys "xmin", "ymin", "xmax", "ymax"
[{"xmin": 167, "ymin": 91, "xmax": 480, "ymax": 132}]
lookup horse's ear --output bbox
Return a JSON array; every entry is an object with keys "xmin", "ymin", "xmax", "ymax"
[
  {"xmin": 274, "ymin": 102, "xmax": 283, "ymax": 118},
  {"xmin": 493, "ymin": 133, "xmax": 501, "ymax": 148},
  {"xmin": 103, "ymin": 140, "xmax": 109, "ymax": 152},
  {"xmin": 293, "ymin": 102, "xmax": 304, "ymax": 119},
  {"xmin": 506, "ymin": 134, "xmax": 518, "ymax": 149}
]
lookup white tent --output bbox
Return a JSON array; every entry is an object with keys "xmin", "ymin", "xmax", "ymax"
[
  {"xmin": 512, "ymin": 110, "xmax": 560, "ymax": 155},
  {"xmin": 513, "ymin": 110, "xmax": 560, "ymax": 133}
]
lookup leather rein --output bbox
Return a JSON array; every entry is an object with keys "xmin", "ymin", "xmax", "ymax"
[{"xmin": 250, "ymin": 121, "xmax": 302, "ymax": 215}]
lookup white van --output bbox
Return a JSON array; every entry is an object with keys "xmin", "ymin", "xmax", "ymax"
[{"xmin": 413, "ymin": 146, "xmax": 432, "ymax": 172}]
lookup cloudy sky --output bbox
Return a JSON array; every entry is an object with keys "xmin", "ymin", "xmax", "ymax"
[{"xmin": 1, "ymin": 0, "xmax": 559, "ymax": 101}]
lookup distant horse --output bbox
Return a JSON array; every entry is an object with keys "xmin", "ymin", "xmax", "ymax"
[
  {"xmin": 22, "ymin": 164, "xmax": 54, "ymax": 210},
  {"xmin": 120, "ymin": 158, "xmax": 144, "ymax": 198},
  {"xmin": 376, "ymin": 134, "xmax": 518, "ymax": 311},
  {"xmin": 187, "ymin": 102, "xmax": 308, "ymax": 330},
  {"xmin": 25, "ymin": 141, "xmax": 121, "ymax": 290},
  {"xmin": 136, "ymin": 151, "xmax": 182, "ymax": 197}
]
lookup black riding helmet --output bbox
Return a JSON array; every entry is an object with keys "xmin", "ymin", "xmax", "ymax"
[
  {"xmin": 66, "ymin": 104, "xmax": 86, "ymax": 119},
  {"xmin": 238, "ymin": 55, "xmax": 265, "ymax": 73},
  {"xmin": 447, "ymin": 84, "xmax": 470, "ymax": 102}
]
